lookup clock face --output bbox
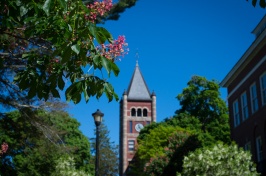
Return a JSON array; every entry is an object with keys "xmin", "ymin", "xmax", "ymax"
[{"xmin": 135, "ymin": 123, "xmax": 144, "ymax": 132}]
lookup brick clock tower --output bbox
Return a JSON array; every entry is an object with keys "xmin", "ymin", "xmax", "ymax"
[{"xmin": 119, "ymin": 62, "xmax": 156, "ymax": 176}]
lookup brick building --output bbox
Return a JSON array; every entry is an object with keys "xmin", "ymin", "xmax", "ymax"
[
  {"xmin": 220, "ymin": 15, "xmax": 266, "ymax": 174},
  {"xmin": 119, "ymin": 62, "xmax": 156, "ymax": 176}
]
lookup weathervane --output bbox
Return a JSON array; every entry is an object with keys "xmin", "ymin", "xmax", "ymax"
[{"xmin": 135, "ymin": 48, "xmax": 139, "ymax": 66}]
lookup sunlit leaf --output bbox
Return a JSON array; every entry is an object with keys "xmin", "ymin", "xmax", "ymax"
[
  {"xmin": 43, "ymin": 0, "xmax": 52, "ymax": 15},
  {"xmin": 71, "ymin": 44, "xmax": 80, "ymax": 55}
]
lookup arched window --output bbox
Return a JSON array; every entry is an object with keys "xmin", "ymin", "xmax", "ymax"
[
  {"xmin": 143, "ymin": 109, "xmax": 148, "ymax": 117},
  {"xmin": 131, "ymin": 108, "xmax": 136, "ymax": 117},
  {"xmin": 137, "ymin": 108, "xmax": 142, "ymax": 117}
]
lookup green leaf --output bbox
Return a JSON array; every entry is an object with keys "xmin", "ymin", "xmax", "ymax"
[
  {"xmin": 51, "ymin": 89, "xmax": 60, "ymax": 98},
  {"xmin": 95, "ymin": 27, "xmax": 107, "ymax": 44},
  {"xmin": 68, "ymin": 24, "xmax": 72, "ymax": 32},
  {"xmin": 110, "ymin": 62, "xmax": 120, "ymax": 76},
  {"xmin": 65, "ymin": 82, "xmax": 82, "ymax": 103},
  {"xmin": 22, "ymin": 54, "xmax": 30, "ymax": 58},
  {"xmin": 252, "ymin": 0, "xmax": 257, "ymax": 6},
  {"xmin": 101, "ymin": 56, "xmax": 111, "ymax": 76},
  {"xmin": 93, "ymin": 55, "xmax": 101, "ymax": 67},
  {"xmin": 20, "ymin": 6, "xmax": 28, "ymax": 17},
  {"xmin": 28, "ymin": 86, "xmax": 36, "ymax": 99},
  {"xmin": 259, "ymin": 0, "xmax": 266, "ymax": 7},
  {"xmin": 61, "ymin": 46, "xmax": 72, "ymax": 63},
  {"xmin": 58, "ymin": 76, "xmax": 65, "ymax": 90},
  {"xmin": 99, "ymin": 27, "xmax": 113, "ymax": 43},
  {"xmin": 59, "ymin": 0, "xmax": 67, "ymax": 10},
  {"xmin": 71, "ymin": 44, "xmax": 80, "ymax": 55},
  {"xmin": 43, "ymin": 0, "xmax": 52, "ymax": 15}
]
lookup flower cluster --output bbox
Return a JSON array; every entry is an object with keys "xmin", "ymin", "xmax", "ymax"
[
  {"xmin": 98, "ymin": 35, "xmax": 129, "ymax": 61},
  {"xmin": 0, "ymin": 142, "xmax": 8, "ymax": 156},
  {"xmin": 86, "ymin": 0, "xmax": 113, "ymax": 22}
]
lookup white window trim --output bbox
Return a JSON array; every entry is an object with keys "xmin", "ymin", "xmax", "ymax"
[
  {"xmin": 256, "ymin": 136, "xmax": 263, "ymax": 162},
  {"xmin": 260, "ymin": 72, "xmax": 266, "ymax": 106},
  {"xmin": 241, "ymin": 92, "xmax": 249, "ymax": 121},
  {"xmin": 250, "ymin": 83, "xmax": 258, "ymax": 114},
  {"xmin": 233, "ymin": 100, "xmax": 240, "ymax": 127}
]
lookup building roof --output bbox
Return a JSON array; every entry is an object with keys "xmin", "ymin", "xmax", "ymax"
[
  {"xmin": 220, "ymin": 14, "xmax": 266, "ymax": 88},
  {"xmin": 127, "ymin": 62, "xmax": 151, "ymax": 100}
]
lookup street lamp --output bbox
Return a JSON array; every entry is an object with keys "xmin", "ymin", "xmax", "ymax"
[{"xmin": 92, "ymin": 109, "xmax": 104, "ymax": 176}]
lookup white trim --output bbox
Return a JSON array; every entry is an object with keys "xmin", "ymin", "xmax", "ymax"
[
  {"xmin": 221, "ymin": 27, "xmax": 266, "ymax": 87},
  {"xmin": 250, "ymin": 82, "xmax": 259, "ymax": 114},
  {"xmin": 240, "ymin": 91, "xmax": 249, "ymax": 121},
  {"xmin": 256, "ymin": 136, "xmax": 263, "ymax": 162},
  {"xmin": 227, "ymin": 55, "xmax": 266, "ymax": 99},
  {"xmin": 233, "ymin": 100, "xmax": 240, "ymax": 127},
  {"xmin": 260, "ymin": 72, "xmax": 266, "ymax": 106}
]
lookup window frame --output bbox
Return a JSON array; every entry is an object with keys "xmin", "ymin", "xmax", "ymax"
[
  {"xmin": 260, "ymin": 72, "xmax": 266, "ymax": 106},
  {"xmin": 233, "ymin": 99, "xmax": 240, "ymax": 127},
  {"xmin": 143, "ymin": 108, "xmax": 148, "ymax": 117},
  {"xmin": 129, "ymin": 121, "xmax": 133, "ymax": 133},
  {"xmin": 244, "ymin": 141, "xmax": 251, "ymax": 151},
  {"xmin": 241, "ymin": 92, "xmax": 249, "ymax": 121},
  {"xmin": 250, "ymin": 83, "xmax": 259, "ymax": 114},
  {"xmin": 256, "ymin": 136, "xmax": 263, "ymax": 162},
  {"xmin": 137, "ymin": 108, "xmax": 142, "ymax": 117},
  {"xmin": 128, "ymin": 140, "xmax": 135, "ymax": 151},
  {"xmin": 131, "ymin": 108, "xmax": 136, "ymax": 117}
]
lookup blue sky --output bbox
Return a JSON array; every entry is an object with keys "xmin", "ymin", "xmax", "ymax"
[{"xmin": 68, "ymin": 1, "xmax": 265, "ymax": 145}]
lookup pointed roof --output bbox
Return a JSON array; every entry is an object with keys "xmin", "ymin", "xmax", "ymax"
[{"xmin": 127, "ymin": 62, "xmax": 151, "ymax": 100}]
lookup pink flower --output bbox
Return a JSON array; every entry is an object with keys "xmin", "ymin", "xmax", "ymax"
[
  {"xmin": 1, "ymin": 142, "xmax": 8, "ymax": 155},
  {"xmin": 96, "ymin": 35, "xmax": 129, "ymax": 61},
  {"xmin": 86, "ymin": 0, "xmax": 113, "ymax": 22}
]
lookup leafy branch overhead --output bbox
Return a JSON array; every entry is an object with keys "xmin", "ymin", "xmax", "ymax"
[
  {"xmin": 0, "ymin": 0, "xmax": 129, "ymax": 104},
  {"xmin": 247, "ymin": 0, "xmax": 266, "ymax": 8}
]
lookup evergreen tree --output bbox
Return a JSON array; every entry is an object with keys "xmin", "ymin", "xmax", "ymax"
[{"xmin": 90, "ymin": 121, "xmax": 119, "ymax": 176}]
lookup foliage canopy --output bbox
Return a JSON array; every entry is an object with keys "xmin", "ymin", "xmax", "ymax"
[{"xmin": 0, "ymin": 110, "xmax": 93, "ymax": 175}]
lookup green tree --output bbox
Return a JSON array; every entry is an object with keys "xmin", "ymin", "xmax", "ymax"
[
  {"xmin": 0, "ymin": 0, "xmax": 130, "ymax": 105},
  {"xmin": 130, "ymin": 124, "xmax": 191, "ymax": 175},
  {"xmin": 176, "ymin": 75, "xmax": 230, "ymax": 143},
  {"xmin": 144, "ymin": 131, "xmax": 201, "ymax": 176},
  {"xmin": 178, "ymin": 143, "xmax": 259, "ymax": 176},
  {"xmin": 90, "ymin": 121, "xmax": 119, "ymax": 176},
  {"xmin": 0, "ymin": 110, "xmax": 93, "ymax": 176}
]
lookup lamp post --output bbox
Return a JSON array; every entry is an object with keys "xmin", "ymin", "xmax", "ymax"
[{"xmin": 92, "ymin": 109, "xmax": 104, "ymax": 176}]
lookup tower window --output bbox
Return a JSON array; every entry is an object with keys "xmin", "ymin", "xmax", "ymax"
[
  {"xmin": 143, "ymin": 109, "xmax": 148, "ymax": 117},
  {"xmin": 137, "ymin": 108, "xmax": 142, "ymax": 117},
  {"xmin": 129, "ymin": 121, "xmax": 133, "ymax": 133},
  {"xmin": 131, "ymin": 108, "xmax": 136, "ymax": 117},
  {"xmin": 128, "ymin": 140, "xmax": 135, "ymax": 151}
]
